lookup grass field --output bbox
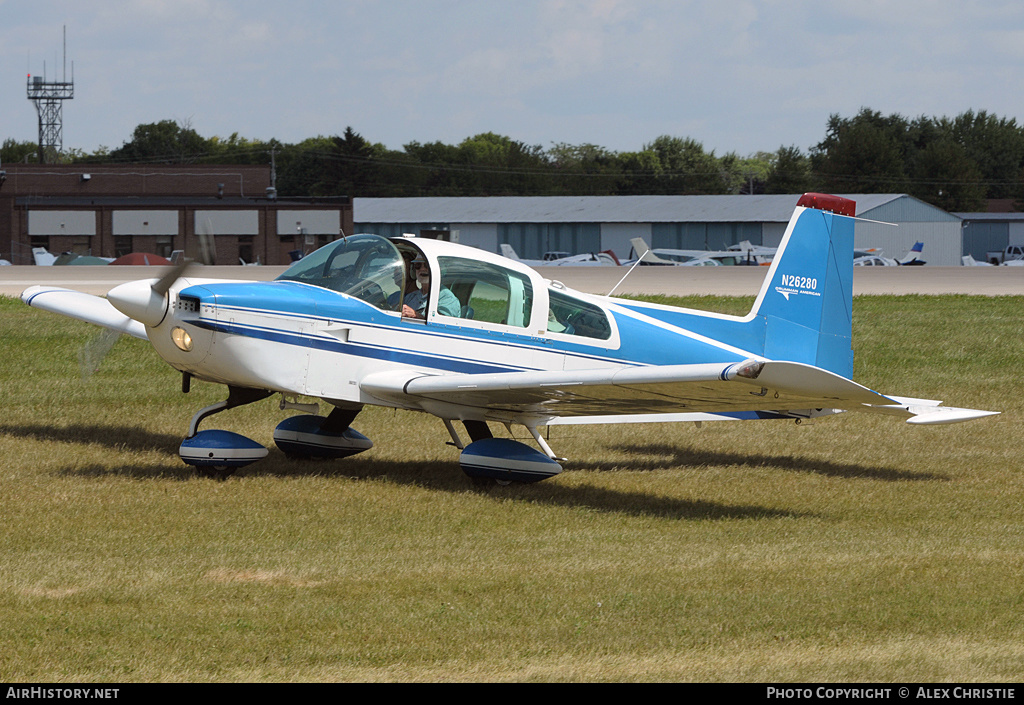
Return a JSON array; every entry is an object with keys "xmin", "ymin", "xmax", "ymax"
[{"xmin": 1, "ymin": 294, "xmax": 1021, "ymax": 682}]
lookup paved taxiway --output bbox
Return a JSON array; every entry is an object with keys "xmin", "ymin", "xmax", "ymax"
[{"xmin": 1, "ymin": 264, "xmax": 1023, "ymax": 298}]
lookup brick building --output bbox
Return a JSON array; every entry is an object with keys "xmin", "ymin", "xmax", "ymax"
[{"xmin": 0, "ymin": 164, "xmax": 352, "ymax": 265}]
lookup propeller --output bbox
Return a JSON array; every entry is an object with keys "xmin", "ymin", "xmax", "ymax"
[
  {"xmin": 78, "ymin": 328, "xmax": 122, "ymax": 380},
  {"xmin": 80, "ymin": 221, "xmax": 216, "ymax": 378},
  {"xmin": 107, "ymin": 219, "xmax": 214, "ymax": 325}
]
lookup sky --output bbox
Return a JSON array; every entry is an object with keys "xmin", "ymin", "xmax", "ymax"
[{"xmin": 3, "ymin": 0, "xmax": 1024, "ymax": 159}]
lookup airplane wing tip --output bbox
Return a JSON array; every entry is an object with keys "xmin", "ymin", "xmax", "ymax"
[{"xmin": 20, "ymin": 284, "xmax": 64, "ymax": 304}]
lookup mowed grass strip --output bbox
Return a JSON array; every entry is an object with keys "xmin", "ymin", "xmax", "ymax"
[{"xmin": 0, "ymin": 295, "xmax": 1021, "ymax": 682}]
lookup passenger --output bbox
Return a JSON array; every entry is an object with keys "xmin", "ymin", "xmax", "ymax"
[
  {"xmin": 402, "ymin": 255, "xmax": 461, "ymax": 319},
  {"xmin": 547, "ymin": 307, "xmax": 569, "ymax": 333}
]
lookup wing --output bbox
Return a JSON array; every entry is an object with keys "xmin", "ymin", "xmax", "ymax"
[
  {"xmin": 21, "ymin": 286, "xmax": 148, "ymax": 340},
  {"xmin": 361, "ymin": 359, "xmax": 996, "ymax": 425}
]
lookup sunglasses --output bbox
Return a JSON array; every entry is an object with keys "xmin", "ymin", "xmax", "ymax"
[{"xmin": 412, "ymin": 262, "xmax": 429, "ymax": 270}]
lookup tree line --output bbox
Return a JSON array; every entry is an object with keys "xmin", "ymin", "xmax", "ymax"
[{"xmin": 4, "ymin": 108, "xmax": 1023, "ymax": 211}]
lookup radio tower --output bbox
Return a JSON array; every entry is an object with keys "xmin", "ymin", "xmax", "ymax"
[{"xmin": 26, "ymin": 27, "xmax": 74, "ymax": 164}]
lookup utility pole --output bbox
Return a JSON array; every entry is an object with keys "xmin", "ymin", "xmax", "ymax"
[{"xmin": 264, "ymin": 145, "xmax": 279, "ymax": 199}]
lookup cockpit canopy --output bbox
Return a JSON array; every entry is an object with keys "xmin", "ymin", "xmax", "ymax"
[
  {"xmin": 276, "ymin": 234, "xmax": 405, "ymax": 310},
  {"xmin": 275, "ymin": 233, "xmax": 613, "ymax": 342}
]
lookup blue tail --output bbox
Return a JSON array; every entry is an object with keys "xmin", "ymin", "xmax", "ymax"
[
  {"xmin": 898, "ymin": 241, "xmax": 925, "ymax": 265},
  {"xmin": 747, "ymin": 193, "xmax": 855, "ymax": 378},
  {"xmin": 609, "ymin": 194, "xmax": 856, "ymax": 377}
]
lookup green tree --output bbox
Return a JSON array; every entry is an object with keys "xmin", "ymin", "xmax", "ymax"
[
  {"xmin": 908, "ymin": 137, "xmax": 986, "ymax": 211},
  {"xmin": 615, "ymin": 148, "xmax": 665, "ymax": 194},
  {"xmin": 546, "ymin": 142, "xmax": 621, "ymax": 195},
  {"xmin": 765, "ymin": 145, "xmax": 813, "ymax": 194},
  {"xmin": 106, "ymin": 119, "xmax": 211, "ymax": 163},
  {"xmin": 617, "ymin": 136, "xmax": 729, "ymax": 195},
  {"xmin": 401, "ymin": 139, "xmax": 469, "ymax": 196},
  {"xmin": 722, "ymin": 151, "xmax": 773, "ymax": 195},
  {"xmin": 944, "ymin": 110, "xmax": 1024, "ymax": 200},
  {"xmin": 456, "ymin": 133, "xmax": 552, "ymax": 195},
  {"xmin": 205, "ymin": 133, "xmax": 278, "ymax": 165},
  {"xmin": 274, "ymin": 136, "xmax": 335, "ymax": 196},
  {"xmin": 811, "ymin": 109, "xmax": 910, "ymax": 192},
  {"xmin": 325, "ymin": 127, "xmax": 383, "ymax": 197},
  {"xmin": 650, "ymin": 135, "xmax": 727, "ymax": 193},
  {"xmin": 1, "ymin": 138, "xmax": 39, "ymax": 164}
]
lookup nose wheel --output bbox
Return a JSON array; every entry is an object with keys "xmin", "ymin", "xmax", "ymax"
[
  {"xmin": 196, "ymin": 465, "xmax": 236, "ymax": 481},
  {"xmin": 179, "ymin": 386, "xmax": 273, "ymax": 477}
]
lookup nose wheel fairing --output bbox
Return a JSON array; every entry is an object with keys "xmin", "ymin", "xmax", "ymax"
[{"xmin": 179, "ymin": 429, "xmax": 270, "ymax": 471}]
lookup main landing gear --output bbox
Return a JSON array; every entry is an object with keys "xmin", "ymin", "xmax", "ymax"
[
  {"xmin": 445, "ymin": 420, "xmax": 564, "ymax": 485},
  {"xmin": 177, "ymin": 385, "xmax": 372, "ymax": 479}
]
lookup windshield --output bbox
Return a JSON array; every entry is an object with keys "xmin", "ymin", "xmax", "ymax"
[{"xmin": 275, "ymin": 234, "xmax": 405, "ymax": 310}]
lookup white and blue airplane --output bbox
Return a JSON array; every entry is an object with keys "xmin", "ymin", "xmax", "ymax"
[{"xmin": 21, "ymin": 193, "xmax": 996, "ymax": 483}]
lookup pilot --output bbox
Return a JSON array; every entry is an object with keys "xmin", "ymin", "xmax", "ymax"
[
  {"xmin": 387, "ymin": 251, "xmax": 417, "ymax": 310},
  {"xmin": 402, "ymin": 255, "xmax": 461, "ymax": 319}
]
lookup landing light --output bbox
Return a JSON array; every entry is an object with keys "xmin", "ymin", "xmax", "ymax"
[
  {"xmin": 171, "ymin": 327, "xmax": 193, "ymax": 352},
  {"xmin": 733, "ymin": 359, "xmax": 765, "ymax": 379}
]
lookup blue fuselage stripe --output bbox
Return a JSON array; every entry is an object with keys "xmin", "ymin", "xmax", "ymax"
[{"xmin": 188, "ymin": 318, "xmax": 525, "ymax": 375}]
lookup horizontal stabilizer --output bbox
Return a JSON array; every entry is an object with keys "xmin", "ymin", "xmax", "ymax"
[
  {"xmin": 905, "ymin": 407, "xmax": 1000, "ymax": 425},
  {"xmin": 864, "ymin": 395, "xmax": 999, "ymax": 425},
  {"xmin": 21, "ymin": 286, "xmax": 148, "ymax": 340}
]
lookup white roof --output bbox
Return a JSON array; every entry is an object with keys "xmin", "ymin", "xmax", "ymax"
[{"xmin": 355, "ymin": 194, "xmax": 908, "ymax": 224}]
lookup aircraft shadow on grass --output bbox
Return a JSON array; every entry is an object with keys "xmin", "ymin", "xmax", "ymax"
[
  {"xmin": 1, "ymin": 423, "xmax": 182, "ymax": 454},
  {"xmin": 4, "ymin": 422, "xmax": 809, "ymax": 520},
  {"xmin": 606, "ymin": 442, "xmax": 950, "ymax": 482},
  {"xmin": 4, "ymin": 422, "xmax": 946, "ymax": 517}
]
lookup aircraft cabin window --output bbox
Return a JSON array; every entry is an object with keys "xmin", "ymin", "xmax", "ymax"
[
  {"xmin": 547, "ymin": 289, "xmax": 612, "ymax": 340},
  {"xmin": 437, "ymin": 257, "xmax": 534, "ymax": 328},
  {"xmin": 275, "ymin": 233, "xmax": 404, "ymax": 310}
]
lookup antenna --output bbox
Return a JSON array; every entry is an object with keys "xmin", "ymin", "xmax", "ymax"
[{"xmin": 26, "ymin": 26, "xmax": 74, "ymax": 164}]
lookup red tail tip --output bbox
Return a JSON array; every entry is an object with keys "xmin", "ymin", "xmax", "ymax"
[{"xmin": 797, "ymin": 193, "xmax": 856, "ymax": 217}]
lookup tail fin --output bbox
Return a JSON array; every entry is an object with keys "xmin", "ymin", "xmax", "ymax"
[
  {"xmin": 630, "ymin": 237, "xmax": 651, "ymax": 260},
  {"xmin": 748, "ymin": 193, "xmax": 856, "ymax": 378},
  {"xmin": 629, "ymin": 237, "xmax": 674, "ymax": 265},
  {"xmin": 898, "ymin": 242, "xmax": 925, "ymax": 265},
  {"xmin": 500, "ymin": 243, "xmax": 520, "ymax": 260},
  {"xmin": 608, "ymin": 194, "xmax": 856, "ymax": 377}
]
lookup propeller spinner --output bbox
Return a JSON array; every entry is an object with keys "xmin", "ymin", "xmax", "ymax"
[{"xmin": 107, "ymin": 260, "xmax": 191, "ymax": 327}]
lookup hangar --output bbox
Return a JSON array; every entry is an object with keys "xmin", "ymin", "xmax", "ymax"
[
  {"xmin": 955, "ymin": 211, "xmax": 1024, "ymax": 263},
  {"xmin": 354, "ymin": 194, "xmax": 966, "ymax": 266},
  {"xmin": 0, "ymin": 164, "xmax": 352, "ymax": 265}
]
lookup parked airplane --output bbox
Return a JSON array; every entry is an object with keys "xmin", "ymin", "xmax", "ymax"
[
  {"xmin": 499, "ymin": 243, "xmax": 619, "ymax": 266},
  {"xmin": 626, "ymin": 238, "xmax": 770, "ymax": 266},
  {"xmin": 625, "ymin": 238, "xmax": 721, "ymax": 266},
  {"xmin": 32, "ymin": 247, "xmax": 57, "ymax": 266},
  {"xmin": 22, "ymin": 193, "xmax": 996, "ymax": 483},
  {"xmin": 897, "ymin": 242, "xmax": 926, "ymax": 266},
  {"xmin": 853, "ymin": 253, "xmax": 898, "ymax": 266},
  {"xmin": 854, "ymin": 242, "xmax": 925, "ymax": 267},
  {"xmin": 726, "ymin": 240, "xmax": 776, "ymax": 264}
]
